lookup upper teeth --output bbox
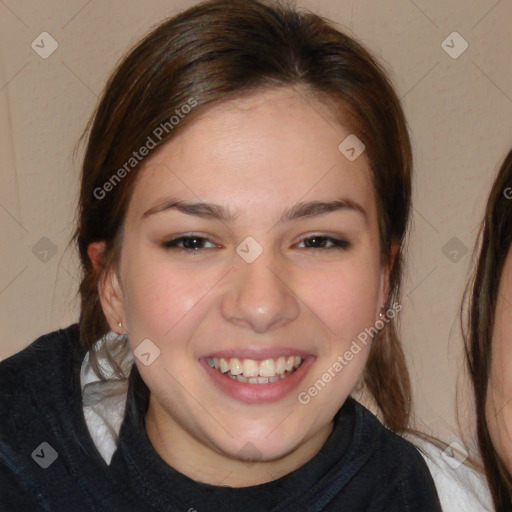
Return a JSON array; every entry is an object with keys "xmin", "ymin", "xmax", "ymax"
[{"xmin": 207, "ymin": 356, "xmax": 303, "ymax": 378}]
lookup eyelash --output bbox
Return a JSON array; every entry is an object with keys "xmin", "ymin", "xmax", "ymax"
[{"xmin": 161, "ymin": 234, "xmax": 351, "ymax": 253}]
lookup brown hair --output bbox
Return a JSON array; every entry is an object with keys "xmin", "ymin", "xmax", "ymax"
[
  {"xmin": 72, "ymin": 0, "xmax": 413, "ymax": 432},
  {"xmin": 463, "ymin": 148, "xmax": 512, "ymax": 511}
]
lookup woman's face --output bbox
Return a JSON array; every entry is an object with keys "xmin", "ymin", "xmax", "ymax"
[
  {"xmin": 98, "ymin": 87, "xmax": 390, "ymax": 473},
  {"xmin": 487, "ymin": 245, "xmax": 512, "ymax": 474}
]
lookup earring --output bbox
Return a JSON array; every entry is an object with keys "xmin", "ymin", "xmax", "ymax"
[{"xmin": 377, "ymin": 307, "xmax": 386, "ymax": 332}]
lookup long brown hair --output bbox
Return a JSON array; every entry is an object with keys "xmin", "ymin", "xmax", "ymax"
[
  {"xmin": 72, "ymin": 0, "xmax": 413, "ymax": 432},
  {"xmin": 463, "ymin": 148, "xmax": 512, "ymax": 511}
]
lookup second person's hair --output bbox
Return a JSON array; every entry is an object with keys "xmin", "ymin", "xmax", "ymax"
[{"xmin": 463, "ymin": 148, "xmax": 512, "ymax": 511}]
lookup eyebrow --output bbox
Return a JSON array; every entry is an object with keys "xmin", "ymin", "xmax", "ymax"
[{"xmin": 142, "ymin": 198, "xmax": 367, "ymax": 223}]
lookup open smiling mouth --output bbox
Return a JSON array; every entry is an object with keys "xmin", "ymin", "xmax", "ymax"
[{"xmin": 206, "ymin": 356, "xmax": 305, "ymax": 384}]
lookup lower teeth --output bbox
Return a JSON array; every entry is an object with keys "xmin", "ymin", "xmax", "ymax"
[{"xmin": 224, "ymin": 370, "xmax": 294, "ymax": 384}]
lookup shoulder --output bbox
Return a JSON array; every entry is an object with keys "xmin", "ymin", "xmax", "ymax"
[
  {"xmin": 406, "ymin": 433, "xmax": 494, "ymax": 512},
  {"xmin": 0, "ymin": 324, "xmax": 82, "ymax": 438},
  {"xmin": 0, "ymin": 323, "xmax": 81, "ymax": 372},
  {"xmin": 0, "ymin": 325, "xmax": 130, "ymax": 509},
  {"xmin": 353, "ymin": 401, "xmax": 433, "ymax": 470},
  {"xmin": 0, "ymin": 324, "xmax": 81, "ymax": 383}
]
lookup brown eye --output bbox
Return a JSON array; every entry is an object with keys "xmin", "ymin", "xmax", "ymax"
[
  {"xmin": 297, "ymin": 235, "xmax": 351, "ymax": 251},
  {"xmin": 162, "ymin": 235, "xmax": 217, "ymax": 251}
]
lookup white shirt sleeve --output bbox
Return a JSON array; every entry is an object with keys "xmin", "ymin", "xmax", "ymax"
[{"xmin": 407, "ymin": 434, "xmax": 494, "ymax": 512}]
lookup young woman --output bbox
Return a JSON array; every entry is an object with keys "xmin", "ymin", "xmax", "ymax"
[
  {"xmin": 464, "ymin": 148, "xmax": 512, "ymax": 511},
  {"xmin": 0, "ymin": 0, "xmax": 463, "ymax": 509}
]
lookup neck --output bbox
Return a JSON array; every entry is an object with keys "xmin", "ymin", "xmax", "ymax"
[{"xmin": 144, "ymin": 395, "xmax": 334, "ymax": 487}]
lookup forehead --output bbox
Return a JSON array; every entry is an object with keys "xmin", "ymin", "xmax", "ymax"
[{"xmin": 126, "ymin": 87, "xmax": 376, "ymax": 223}]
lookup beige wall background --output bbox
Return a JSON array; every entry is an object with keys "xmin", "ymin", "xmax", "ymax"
[{"xmin": 1, "ymin": 0, "xmax": 511, "ymax": 454}]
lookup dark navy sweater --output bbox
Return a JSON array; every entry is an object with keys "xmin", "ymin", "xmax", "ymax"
[{"xmin": 0, "ymin": 324, "xmax": 442, "ymax": 511}]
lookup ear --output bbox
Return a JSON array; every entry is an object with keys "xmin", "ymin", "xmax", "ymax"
[
  {"xmin": 87, "ymin": 241, "xmax": 126, "ymax": 334},
  {"xmin": 378, "ymin": 241, "xmax": 399, "ymax": 312}
]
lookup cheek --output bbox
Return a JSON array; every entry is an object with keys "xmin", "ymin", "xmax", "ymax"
[
  {"xmin": 486, "ymin": 323, "xmax": 512, "ymax": 473},
  {"xmin": 489, "ymin": 306, "xmax": 512, "ymax": 400},
  {"xmin": 486, "ymin": 381, "xmax": 512, "ymax": 475},
  {"xmin": 301, "ymin": 257, "xmax": 381, "ymax": 335},
  {"xmin": 487, "ymin": 257, "xmax": 512, "ymax": 461},
  {"xmin": 121, "ymin": 253, "xmax": 213, "ymax": 336}
]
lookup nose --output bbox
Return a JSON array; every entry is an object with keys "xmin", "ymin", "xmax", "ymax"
[{"xmin": 221, "ymin": 250, "xmax": 300, "ymax": 334}]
